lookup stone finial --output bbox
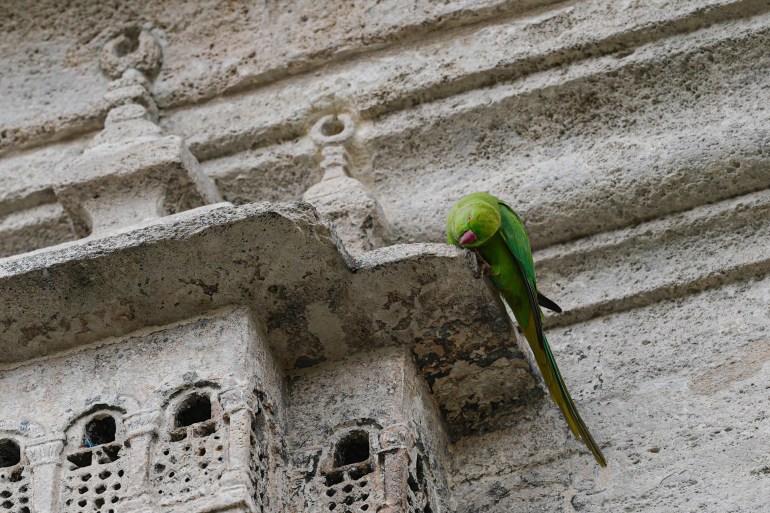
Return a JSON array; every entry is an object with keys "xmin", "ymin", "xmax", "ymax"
[
  {"xmin": 103, "ymin": 68, "xmax": 158, "ymax": 120},
  {"xmin": 99, "ymin": 26, "xmax": 162, "ymax": 80},
  {"xmin": 51, "ymin": 29, "xmax": 220, "ymax": 239},
  {"xmin": 303, "ymin": 113, "xmax": 390, "ymax": 257}
]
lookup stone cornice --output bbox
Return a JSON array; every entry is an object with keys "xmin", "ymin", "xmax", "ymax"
[{"xmin": 0, "ymin": 202, "xmax": 524, "ymax": 436}]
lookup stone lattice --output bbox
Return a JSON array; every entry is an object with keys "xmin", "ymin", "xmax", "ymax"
[
  {"xmin": 61, "ymin": 444, "xmax": 126, "ymax": 513},
  {"xmin": 152, "ymin": 418, "xmax": 227, "ymax": 504},
  {"xmin": 323, "ymin": 463, "xmax": 377, "ymax": 513},
  {"xmin": 0, "ymin": 461, "xmax": 31, "ymax": 513}
]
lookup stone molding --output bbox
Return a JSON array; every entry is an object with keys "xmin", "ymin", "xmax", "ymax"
[
  {"xmin": 124, "ymin": 409, "xmax": 161, "ymax": 439},
  {"xmin": 25, "ymin": 435, "xmax": 65, "ymax": 466}
]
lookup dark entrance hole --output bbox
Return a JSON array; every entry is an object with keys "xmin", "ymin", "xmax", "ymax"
[
  {"xmin": 175, "ymin": 394, "xmax": 211, "ymax": 428},
  {"xmin": 320, "ymin": 116, "xmax": 345, "ymax": 137},
  {"xmin": 113, "ymin": 27, "xmax": 141, "ymax": 57},
  {"xmin": 85, "ymin": 415, "xmax": 116, "ymax": 446},
  {"xmin": 333, "ymin": 430, "xmax": 370, "ymax": 467},
  {"xmin": 0, "ymin": 439, "xmax": 20, "ymax": 468}
]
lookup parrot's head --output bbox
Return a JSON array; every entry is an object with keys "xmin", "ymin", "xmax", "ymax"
[{"xmin": 446, "ymin": 196, "xmax": 501, "ymax": 248}]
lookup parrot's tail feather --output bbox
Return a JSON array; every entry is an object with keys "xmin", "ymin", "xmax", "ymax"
[
  {"xmin": 537, "ymin": 292, "xmax": 562, "ymax": 313},
  {"xmin": 541, "ymin": 335, "xmax": 607, "ymax": 467},
  {"xmin": 509, "ymin": 274, "xmax": 607, "ymax": 468}
]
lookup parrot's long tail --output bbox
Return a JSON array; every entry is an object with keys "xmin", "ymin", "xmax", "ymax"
[{"xmin": 521, "ymin": 321, "xmax": 607, "ymax": 467}]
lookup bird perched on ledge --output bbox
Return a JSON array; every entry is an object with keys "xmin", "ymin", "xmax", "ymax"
[{"xmin": 446, "ymin": 192, "xmax": 606, "ymax": 467}]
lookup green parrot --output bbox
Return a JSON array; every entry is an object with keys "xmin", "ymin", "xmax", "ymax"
[{"xmin": 446, "ymin": 192, "xmax": 606, "ymax": 467}]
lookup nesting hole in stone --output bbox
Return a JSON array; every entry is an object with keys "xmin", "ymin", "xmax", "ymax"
[
  {"xmin": 67, "ymin": 451, "xmax": 92, "ymax": 469},
  {"xmin": 85, "ymin": 415, "xmax": 116, "ymax": 446},
  {"xmin": 334, "ymin": 431, "xmax": 369, "ymax": 468},
  {"xmin": 408, "ymin": 469, "xmax": 419, "ymax": 493},
  {"xmin": 325, "ymin": 472, "xmax": 344, "ymax": 487},
  {"xmin": 175, "ymin": 394, "xmax": 211, "ymax": 428},
  {"xmin": 348, "ymin": 463, "xmax": 372, "ymax": 481},
  {"xmin": 192, "ymin": 420, "xmax": 216, "ymax": 438},
  {"xmin": 169, "ymin": 429, "xmax": 187, "ymax": 442},
  {"xmin": 98, "ymin": 444, "xmax": 121, "ymax": 463},
  {"xmin": 0, "ymin": 440, "xmax": 20, "ymax": 468},
  {"xmin": 113, "ymin": 27, "xmax": 141, "ymax": 57},
  {"xmin": 416, "ymin": 455, "xmax": 425, "ymax": 482},
  {"xmin": 320, "ymin": 116, "xmax": 345, "ymax": 137}
]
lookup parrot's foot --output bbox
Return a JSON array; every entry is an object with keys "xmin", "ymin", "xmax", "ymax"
[{"xmin": 474, "ymin": 251, "xmax": 492, "ymax": 275}]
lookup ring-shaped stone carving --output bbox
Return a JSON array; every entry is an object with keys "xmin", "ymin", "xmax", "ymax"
[
  {"xmin": 100, "ymin": 27, "xmax": 162, "ymax": 79},
  {"xmin": 310, "ymin": 113, "xmax": 356, "ymax": 146}
]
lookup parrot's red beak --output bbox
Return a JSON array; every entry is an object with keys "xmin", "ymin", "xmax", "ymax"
[{"xmin": 459, "ymin": 230, "xmax": 478, "ymax": 245}]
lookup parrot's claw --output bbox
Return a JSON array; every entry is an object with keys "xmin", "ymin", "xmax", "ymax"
[{"xmin": 474, "ymin": 251, "xmax": 492, "ymax": 274}]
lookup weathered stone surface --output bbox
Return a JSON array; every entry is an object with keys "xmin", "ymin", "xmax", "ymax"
[
  {"xmin": 451, "ymin": 277, "xmax": 770, "ymax": 512},
  {"xmin": 2, "ymin": 0, "xmax": 770, "ymax": 511},
  {"xmin": 288, "ymin": 348, "xmax": 448, "ymax": 512},
  {"xmin": 0, "ymin": 0, "xmax": 559, "ymax": 155},
  {"xmin": 0, "ymin": 202, "xmax": 530, "ymax": 438},
  {"xmin": 535, "ymin": 187, "xmax": 770, "ymax": 327}
]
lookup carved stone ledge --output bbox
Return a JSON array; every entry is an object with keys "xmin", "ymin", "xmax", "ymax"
[
  {"xmin": 0, "ymin": 202, "xmax": 523, "ymax": 438},
  {"xmin": 379, "ymin": 423, "xmax": 413, "ymax": 452},
  {"xmin": 220, "ymin": 388, "xmax": 258, "ymax": 415}
]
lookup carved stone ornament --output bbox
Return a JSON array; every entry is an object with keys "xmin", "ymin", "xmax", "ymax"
[
  {"xmin": 25, "ymin": 435, "xmax": 65, "ymax": 466},
  {"xmin": 100, "ymin": 26, "xmax": 162, "ymax": 79},
  {"xmin": 124, "ymin": 409, "xmax": 161, "ymax": 439},
  {"xmin": 379, "ymin": 423, "xmax": 412, "ymax": 452},
  {"xmin": 219, "ymin": 388, "xmax": 258, "ymax": 414}
]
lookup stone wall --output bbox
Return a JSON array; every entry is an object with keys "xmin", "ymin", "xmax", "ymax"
[{"xmin": 1, "ymin": 1, "xmax": 769, "ymax": 512}]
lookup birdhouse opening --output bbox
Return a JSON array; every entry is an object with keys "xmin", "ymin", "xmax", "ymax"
[
  {"xmin": 175, "ymin": 393, "xmax": 212, "ymax": 428},
  {"xmin": 0, "ymin": 439, "xmax": 20, "ymax": 468},
  {"xmin": 333, "ymin": 430, "xmax": 370, "ymax": 467},
  {"xmin": 85, "ymin": 415, "xmax": 117, "ymax": 446}
]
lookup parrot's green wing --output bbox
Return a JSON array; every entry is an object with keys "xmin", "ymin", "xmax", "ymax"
[{"xmin": 496, "ymin": 201, "xmax": 606, "ymax": 467}]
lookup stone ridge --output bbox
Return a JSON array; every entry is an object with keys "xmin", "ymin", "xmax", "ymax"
[{"xmin": 536, "ymin": 188, "xmax": 770, "ymax": 327}]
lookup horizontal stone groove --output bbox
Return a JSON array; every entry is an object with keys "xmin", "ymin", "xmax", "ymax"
[
  {"xmin": 361, "ymin": 11, "xmax": 770, "ymax": 250},
  {"xmin": 168, "ymin": 0, "xmax": 770, "ymax": 162},
  {"xmin": 168, "ymin": 0, "xmax": 568, "ymax": 110},
  {"xmin": 0, "ymin": 187, "xmax": 58, "ymax": 217},
  {"xmin": 4, "ymin": 0, "xmax": 769, "ymax": 160},
  {"xmin": 0, "ymin": 0, "xmax": 561, "ymax": 158},
  {"xmin": 536, "ymin": 187, "xmax": 770, "ymax": 328},
  {"xmin": 359, "ymin": 0, "xmax": 770, "ymax": 119}
]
